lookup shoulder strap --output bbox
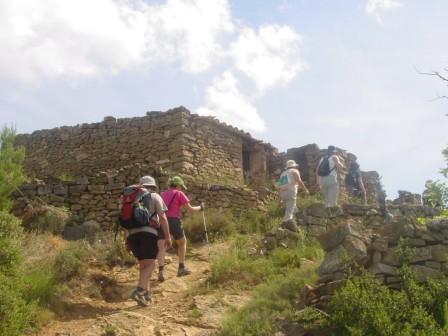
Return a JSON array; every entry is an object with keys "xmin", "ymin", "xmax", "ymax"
[{"xmin": 167, "ymin": 191, "xmax": 179, "ymax": 210}]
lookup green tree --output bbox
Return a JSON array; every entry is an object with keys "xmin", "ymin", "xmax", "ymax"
[
  {"xmin": 0, "ymin": 126, "xmax": 25, "ymax": 211},
  {"xmin": 442, "ymin": 146, "xmax": 448, "ymax": 178},
  {"xmin": 423, "ymin": 180, "xmax": 448, "ymax": 209}
]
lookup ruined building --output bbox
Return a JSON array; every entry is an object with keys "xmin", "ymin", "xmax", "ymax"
[{"xmin": 13, "ymin": 106, "xmax": 384, "ymax": 231}]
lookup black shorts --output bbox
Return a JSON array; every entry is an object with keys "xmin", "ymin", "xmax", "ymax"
[
  {"xmin": 168, "ymin": 217, "xmax": 185, "ymax": 240},
  {"xmin": 127, "ymin": 232, "xmax": 158, "ymax": 260}
]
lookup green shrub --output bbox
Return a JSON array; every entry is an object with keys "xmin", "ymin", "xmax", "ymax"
[
  {"xmin": 25, "ymin": 205, "xmax": 70, "ymax": 235},
  {"xmin": 220, "ymin": 268, "xmax": 317, "ymax": 336},
  {"xmin": 92, "ymin": 232, "xmax": 136, "ymax": 267},
  {"xmin": 22, "ymin": 263, "xmax": 57, "ymax": 304},
  {"xmin": 0, "ymin": 274, "xmax": 37, "ymax": 336},
  {"xmin": 0, "ymin": 211, "xmax": 23, "ymax": 239},
  {"xmin": 327, "ymin": 271, "xmax": 448, "ymax": 336},
  {"xmin": 237, "ymin": 209, "xmax": 280, "ymax": 234},
  {"xmin": 54, "ymin": 242, "xmax": 89, "ymax": 281},
  {"xmin": 0, "ymin": 239, "xmax": 22, "ymax": 275},
  {"xmin": 184, "ymin": 210, "xmax": 236, "ymax": 242},
  {"xmin": 0, "ymin": 126, "xmax": 25, "ymax": 211},
  {"xmin": 210, "ymin": 235, "xmax": 322, "ymax": 289}
]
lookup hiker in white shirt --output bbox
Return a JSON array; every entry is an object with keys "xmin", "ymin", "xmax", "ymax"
[
  {"xmin": 316, "ymin": 146, "xmax": 344, "ymax": 207},
  {"xmin": 278, "ymin": 160, "xmax": 309, "ymax": 222}
]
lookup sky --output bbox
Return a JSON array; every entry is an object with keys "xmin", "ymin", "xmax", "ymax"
[{"xmin": 0, "ymin": 0, "xmax": 447, "ymax": 198}]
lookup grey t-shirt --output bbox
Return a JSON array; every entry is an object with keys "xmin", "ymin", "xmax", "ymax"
[{"xmin": 127, "ymin": 190, "xmax": 168, "ymax": 236}]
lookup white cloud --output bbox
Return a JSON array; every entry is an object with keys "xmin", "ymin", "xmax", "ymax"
[
  {"xmin": 366, "ymin": 0, "xmax": 402, "ymax": 23},
  {"xmin": 230, "ymin": 25, "xmax": 305, "ymax": 92},
  {"xmin": 196, "ymin": 71, "xmax": 265, "ymax": 132},
  {"xmin": 0, "ymin": 0, "xmax": 307, "ymax": 134},
  {"xmin": 0, "ymin": 0, "xmax": 233, "ymax": 83}
]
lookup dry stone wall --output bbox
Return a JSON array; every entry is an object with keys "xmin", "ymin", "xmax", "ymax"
[
  {"xmin": 15, "ymin": 107, "xmax": 275, "ymax": 187},
  {"xmin": 12, "ymin": 162, "xmax": 265, "ymax": 235},
  {"xmin": 283, "ymin": 144, "xmax": 382, "ymax": 204},
  {"xmin": 274, "ymin": 203, "xmax": 443, "ymax": 308}
]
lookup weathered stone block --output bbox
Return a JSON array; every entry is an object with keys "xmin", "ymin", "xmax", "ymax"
[
  {"xmin": 431, "ymin": 245, "xmax": 448, "ymax": 262},
  {"xmin": 53, "ymin": 184, "xmax": 68, "ymax": 196},
  {"xmin": 411, "ymin": 265, "xmax": 443, "ymax": 282},
  {"xmin": 342, "ymin": 235, "xmax": 368, "ymax": 265},
  {"xmin": 318, "ymin": 222, "xmax": 361, "ymax": 252},
  {"xmin": 318, "ymin": 246, "xmax": 347, "ymax": 276},
  {"xmin": 369, "ymin": 263, "xmax": 398, "ymax": 276}
]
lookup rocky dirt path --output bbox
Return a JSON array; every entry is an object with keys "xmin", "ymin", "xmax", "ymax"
[{"xmin": 37, "ymin": 243, "xmax": 250, "ymax": 336}]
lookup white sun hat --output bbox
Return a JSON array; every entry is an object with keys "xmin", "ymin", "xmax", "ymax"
[
  {"xmin": 139, "ymin": 175, "xmax": 157, "ymax": 187},
  {"xmin": 286, "ymin": 160, "xmax": 299, "ymax": 169}
]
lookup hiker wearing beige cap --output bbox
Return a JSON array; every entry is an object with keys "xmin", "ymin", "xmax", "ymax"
[
  {"xmin": 159, "ymin": 176, "xmax": 204, "ymax": 279},
  {"xmin": 278, "ymin": 160, "xmax": 309, "ymax": 223},
  {"xmin": 123, "ymin": 175, "xmax": 171, "ymax": 306}
]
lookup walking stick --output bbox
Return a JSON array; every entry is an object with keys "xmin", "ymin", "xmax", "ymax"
[{"xmin": 200, "ymin": 205, "xmax": 211, "ymax": 258}]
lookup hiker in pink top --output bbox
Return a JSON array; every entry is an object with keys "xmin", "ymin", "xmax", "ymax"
[{"xmin": 158, "ymin": 176, "xmax": 203, "ymax": 280}]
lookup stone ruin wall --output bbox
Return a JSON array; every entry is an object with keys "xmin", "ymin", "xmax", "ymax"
[
  {"xmin": 15, "ymin": 107, "xmax": 276, "ymax": 188},
  {"xmin": 261, "ymin": 202, "xmax": 444, "ymax": 309},
  {"xmin": 12, "ymin": 162, "xmax": 264, "ymax": 234},
  {"xmin": 283, "ymin": 144, "xmax": 383, "ymax": 204}
]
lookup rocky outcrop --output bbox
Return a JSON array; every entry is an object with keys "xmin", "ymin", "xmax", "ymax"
[{"xmin": 311, "ymin": 215, "xmax": 448, "ymax": 308}]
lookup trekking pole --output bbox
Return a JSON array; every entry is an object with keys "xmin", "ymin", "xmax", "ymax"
[{"xmin": 200, "ymin": 204, "xmax": 211, "ymax": 258}]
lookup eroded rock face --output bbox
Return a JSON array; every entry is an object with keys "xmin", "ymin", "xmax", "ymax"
[{"xmin": 310, "ymin": 213, "xmax": 448, "ymax": 308}]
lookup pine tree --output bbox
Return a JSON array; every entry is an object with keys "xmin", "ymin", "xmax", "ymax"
[{"xmin": 0, "ymin": 126, "xmax": 25, "ymax": 211}]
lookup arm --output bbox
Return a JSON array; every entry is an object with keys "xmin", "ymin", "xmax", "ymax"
[
  {"xmin": 159, "ymin": 212, "xmax": 172, "ymax": 248},
  {"xmin": 357, "ymin": 176, "xmax": 367, "ymax": 204},
  {"xmin": 332, "ymin": 156, "xmax": 344, "ymax": 170},
  {"xmin": 183, "ymin": 202, "xmax": 202, "ymax": 212},
  {"xmin": 294, "ymin": 170, "xmax": 309, "ymax": 194}
]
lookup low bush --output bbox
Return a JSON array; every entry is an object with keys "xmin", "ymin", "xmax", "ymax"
[
  {"xmin": 184, "ymin": 210, "xmax": 236, "ymax": 242},
  {"xmin": 54, "ymin": 241, "xmax": 89, "ymax": 281},
  {"xmin": 24, "ymin": 205, "xmax": 71, "ymax": 235},
  {"xmin": 22, "ymin": 263, "xmax": 57, "ymax": 304},
  {"xmin": 0, "ymin": 274, "xmax": 37, "ymax": 336},
  {"xmin": 0, "ymin": 210, "xmax": 24, "ymax": 239},
  {"xmin": 93, "ymin": 232, "xmax": 136, "ymax": 267},
  {"xmin": 219, "ymin": 268, "xmax": 317, "ymax": 336},
  {"xmin": 0, "ymin": 238, "xmax": 22, "ymax": 275},
  {"xmin": 327, "ymin": 270, "xmax": 448, "ymax": 336},
  {"xmin": 210, "ymin": 235, "xmax": 322, "ymax": 290}
]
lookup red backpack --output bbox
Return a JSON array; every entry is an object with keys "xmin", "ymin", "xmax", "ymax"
[{"xmin": 118, "ymin": 185, "xmax": 157, "ymax": 230}]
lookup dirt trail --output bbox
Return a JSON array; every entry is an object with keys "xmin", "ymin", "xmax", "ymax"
[{"xmin": 37, "ymin": 243, "xmax": 249, "ymax": 336}]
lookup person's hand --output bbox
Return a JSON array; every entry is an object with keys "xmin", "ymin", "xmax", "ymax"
[
  {"xmin": 165, "ymin": 237, "xmax": 172, "ymax": 249},
  {"xmin": 305, "ymin": 189, "xmax": 310, "ymax": 195},
  {"xmin": 200, "ymin": 202, "xmax": 205, "ymax": 211}
]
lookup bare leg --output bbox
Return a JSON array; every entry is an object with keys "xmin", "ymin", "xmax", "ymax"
[
  {"xmin": 138, "ymin": 259, "xmax": 155, "ymax": 292},
  {"xmin": 177, "ymin": 237, "xmax": 186, "ymax": 265},
  {"xmin": 157, "ymin": 239, "xmax": 165, "ymax": 267}
]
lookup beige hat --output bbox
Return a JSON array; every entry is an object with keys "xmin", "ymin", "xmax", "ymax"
[
  {"xmin": 286, "ymin": 160, "xmax": 299, "ymax": 169},
  {"xmin": 139, "ymin": 175, "xmax": 157, "ymax": 187}
]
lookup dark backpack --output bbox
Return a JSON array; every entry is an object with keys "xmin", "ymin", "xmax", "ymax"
[
  {"xmin": 118, "ymin": 185, "xmax": 158, "ymax": 230},
  {"xmin": 317, "ymin": 156, "xmax": 335, "ymax": 177},
  {"xmin": 346, "ymin": 169, "xmax": 360, "ymax": 189}
]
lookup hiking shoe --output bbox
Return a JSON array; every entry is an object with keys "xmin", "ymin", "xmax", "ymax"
[
  {"xmin": 144, "ymin": 291, "xmax": 152, "ymax": 304},
  {"xmin": 131, "ymin": 288, "xmax": 149, "ymax": 307},
  {"xmin": 177, "ymin": 266, "xmax": 192, "ymax": 277},
  {"xmin": 158, "ymin": 270, "xmax": 165, "ymax": 282}
]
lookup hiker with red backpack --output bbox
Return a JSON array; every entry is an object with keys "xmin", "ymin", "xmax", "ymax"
[
  {"xmin": 158, "ymin": 176, "xmax": 203, "ymax": 280},
  {"xmin": 316, "ymin": 146, "xmax": 344, "ymax": 207},
  {"xmin": 119, "ymin": 175, "xmax": 172, "ymax": 306}
]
